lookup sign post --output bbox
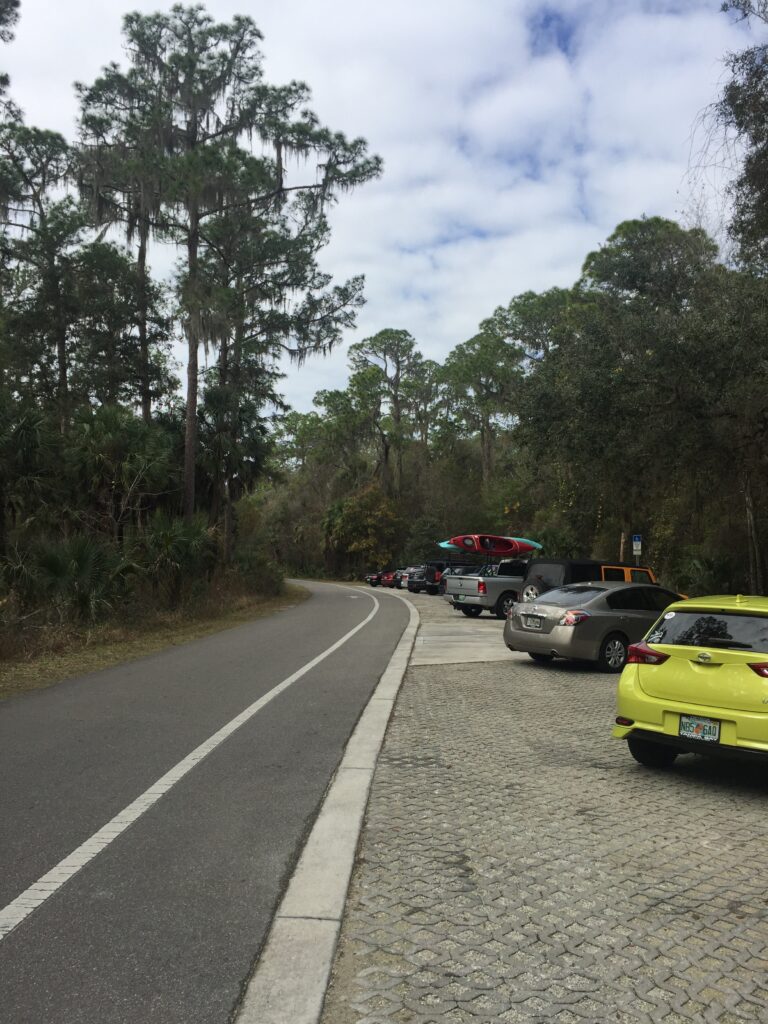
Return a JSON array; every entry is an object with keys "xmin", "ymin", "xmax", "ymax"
[{"xmin": 632, "ymin": 533, "xmax": 642, "ymax": 566}]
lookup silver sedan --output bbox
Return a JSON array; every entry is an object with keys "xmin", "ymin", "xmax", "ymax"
[{"xmin": 503, "ymin": 582, "xmax": 683, "ymax": 672}]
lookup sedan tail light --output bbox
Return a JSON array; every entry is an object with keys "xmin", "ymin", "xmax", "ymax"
[
  {"xmin": 627, "ymin": 642, "xmax": 669, "ymax": 665},
  {"xmin": 748, "ymin": 663, "xmax": 768, "ymax": 677},
  {"xmin": 559, "ymin": 610, "xmax": 590, "ymax": 626}
]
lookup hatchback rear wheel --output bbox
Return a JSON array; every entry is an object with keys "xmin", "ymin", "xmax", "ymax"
[{"xmin": 627, "ymin": 735, "xmax": 678, "ymax": 768}]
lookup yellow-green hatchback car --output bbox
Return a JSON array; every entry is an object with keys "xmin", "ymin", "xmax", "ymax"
[{"xmin": 613, "ymin": 595, "xmax": 768, "ymax": 768}]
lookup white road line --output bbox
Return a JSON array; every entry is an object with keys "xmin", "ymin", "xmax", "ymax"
[
  {"xmin": 0, "ymin": 588, "xmax": 380, "ymax": 943},
  {"xmin": 236, "ymin": 589, "xmax": 419, "ymax": 1024}
]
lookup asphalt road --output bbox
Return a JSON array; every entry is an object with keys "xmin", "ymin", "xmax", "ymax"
[{"xmin": 0, "ymin": 581, "xmax": 408, "ymax": 1024}]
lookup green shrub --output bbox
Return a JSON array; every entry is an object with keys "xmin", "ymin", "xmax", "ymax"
[
  {"xmin": 232, "ymin": 543, "xmax": 284, "ymax": 597},
  {"xmin": 127, "ymin": 513, "xmax": 218, "ymax": 608},
  {"xmin": 3, "ymin": 535, "xmax": 131, "ymax": 622}
]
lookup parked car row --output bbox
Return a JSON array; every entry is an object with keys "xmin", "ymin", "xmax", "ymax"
[
  {"xmin": 365, "ymin": 565, "xmax": 425, "ymax": 590},
  {"xmin": 439, "ymin": 557, "xmax": 681, "ymax": 674},
  {"xmin": 372, "ymin": 555, "xmax": 768, "ymax": 770},
  {"xmin": 366, "ymin": 561, "xmax": 452, "ymax": 595},
  {"xmin": 492, "ymin": 568, "xmax": 768, "ymax": 769},
  {"xmin": 444, "ymin": 557, "xmax": 660, "ymax": 617}
]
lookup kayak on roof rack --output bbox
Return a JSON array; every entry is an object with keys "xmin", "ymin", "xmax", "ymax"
[{"xmin": 439, "ymin": 534, "xmax": 542, "ymax": 557}]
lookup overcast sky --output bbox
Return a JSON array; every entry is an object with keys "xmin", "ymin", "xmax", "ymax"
[{"xmin": 3, "ymin": 0, "xmax": 759, "ymax": 410}]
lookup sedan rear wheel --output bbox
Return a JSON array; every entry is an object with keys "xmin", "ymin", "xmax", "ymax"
[
  {"xmin": 598, "ymin": 632, "xmax": 628, "ymax": 673},
  {"xmin": 460, "ymin": 606, "xmax": 483, "ymax": 617},
  {"xmin": 627, "ymin": 735, "xmax": 678, "ymax": 768}
]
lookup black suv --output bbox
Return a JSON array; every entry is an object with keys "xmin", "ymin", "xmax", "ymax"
[
  {"xmin": 407, "ymin": 561, "xmax": 448, "ymax": 595},
  {"xmin": 521, "ymin": 559, "xmax": 658, "ymax": 602}
]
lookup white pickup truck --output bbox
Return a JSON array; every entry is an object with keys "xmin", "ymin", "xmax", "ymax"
[{"xmin": 444, "ymin": 559, "xmax": 528, "ymax": 618}]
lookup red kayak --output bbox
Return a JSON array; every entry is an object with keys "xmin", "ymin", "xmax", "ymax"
[{"xmin": 443, "ymin": 534, "xmax": 542, "ymax": 557}]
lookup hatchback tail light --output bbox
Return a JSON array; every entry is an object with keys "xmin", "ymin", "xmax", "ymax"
[
  {"xmin": 478, "ymin": 580, "xmax": 487, "ymax": 595},
  {"xmin": 748, "ymin": 663, "xmax": 768, "ymax": 678},
  {"xmin": 627, "ymin": 642, "xmax": 669, "ymax": 665},
  {"xmin": 559, "ymin": 610, "xmax": 590, "ymax": 626}
]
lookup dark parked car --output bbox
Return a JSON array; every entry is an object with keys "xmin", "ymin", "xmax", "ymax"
[
  {"xmin": 520, "ymin": 559, "xmax": 658, "ymax": 602},
  {"xmin": 394, "ymin": 567, "xmax": 421, "ymax": 589},
  {"xmin": 365, "ymin": 570, "xmax": 383, "ymax": 586},
  {"xmin": 407, "ymin": 561, "xmax": 448, "ymax": 595}
]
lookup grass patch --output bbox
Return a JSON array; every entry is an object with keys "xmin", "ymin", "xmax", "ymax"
[{"xmin": 0, "ymin": 583, "xmax": 310, "ymax": 703}]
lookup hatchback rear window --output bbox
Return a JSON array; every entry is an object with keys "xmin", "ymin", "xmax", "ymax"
[
  {"xmin": 538, "ymin": 586, "xmax": 607, "ymax": 607},
  {"xmin": 647, "ymin": 611, "xmax": 768, "ymax": 653}
]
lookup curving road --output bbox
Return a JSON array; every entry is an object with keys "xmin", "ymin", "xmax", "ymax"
[{"xmin": 0, "ymin": 582, "xmax": 409, "ymax": 1024}]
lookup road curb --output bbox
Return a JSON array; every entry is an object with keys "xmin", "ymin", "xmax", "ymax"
[{"xmin": 235, "ymin": 588, "xmax": 419, "ymax": 1024}]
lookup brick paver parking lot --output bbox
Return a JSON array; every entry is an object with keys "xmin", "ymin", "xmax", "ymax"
[{"xmin": 321, "ymin": 594, "xmax": 768, "ymax": 1024}]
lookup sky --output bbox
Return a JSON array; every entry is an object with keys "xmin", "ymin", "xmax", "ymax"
[{"xmin": 2, "ymin": 0, "xmax": 760, "ymax": 410}]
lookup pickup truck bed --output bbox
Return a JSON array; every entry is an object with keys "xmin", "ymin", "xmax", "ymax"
[{"xmin": 444, "ymin": 560, "xmax": 527, "ymax": 618}]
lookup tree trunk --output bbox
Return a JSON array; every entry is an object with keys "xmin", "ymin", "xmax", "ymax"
[
  {"xmin": 0, "ymin": 475, "xmax": 6, "ymax": 558},
  {"xmin": 222, "ymin": 316, "xmax": 243, "ymax": 565},
  {"xmin": 744, "ymin": 476, "xmax": 763, "ymax": 593},
  {"xmin": 392, "ymin": 394, "xmax": 403, "ymax": 498},
  {"xmin": 377, "ymin": 426, "xmax": 392, "ymax": 496},
  {"xmin": 54, "ymin": 267, "xmax": 68, "ymax": 435},
  {"xmin": 56, "ymin": 321, "xmax": 68, "ymax": 435},
  {"xmin": 137, "ymin": 226, "xmax": 151, "ymax": 423},
  {"xmin": 183, "ymin": 206, "xmax": 200, "ymax": 522},
  {"xmin": 223, "ymin": 477, "xmax": 235, "ymax": 565},
  {"xmin": 480, "ymin": 421, "xmax": 493, "ymax": 488}
]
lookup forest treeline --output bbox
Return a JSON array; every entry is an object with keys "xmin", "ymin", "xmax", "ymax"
[
  {"xmin": 2, "ymin": 0, "xmax": 768, "ymax": 657},
  {"xmin": 0, "ymin": 2, "xmax": 380, "ymax": 654},
  {"xmin": 263, "ymin": 214, "xmax": 768, "ymax": 594}
]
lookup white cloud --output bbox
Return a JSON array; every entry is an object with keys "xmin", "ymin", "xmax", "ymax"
[{"xmin": 2, "ymin": 0, "xmax": 762, "ymax": 411}]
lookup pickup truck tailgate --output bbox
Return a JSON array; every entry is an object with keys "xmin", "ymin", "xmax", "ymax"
[{"xmin": 446, "ymin": 576, "xmax": 481, "ymax": 597}]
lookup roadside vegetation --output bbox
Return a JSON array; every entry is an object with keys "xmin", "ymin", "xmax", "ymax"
[{"xmin": 0, "ymin": 2, "xmax": 380, "ymax": 667}]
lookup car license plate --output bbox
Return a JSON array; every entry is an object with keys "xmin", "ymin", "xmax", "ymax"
[
  {"xmin": 679, "ymin": 715, "xmax": 720, "ymax": 742},
  {"xmin": 455, "ymin": 594, "xmax": 465, "ymax": 602},
  {"xmin": 525, "ymin": 615, "xmax": 542, "ymax": 629}
]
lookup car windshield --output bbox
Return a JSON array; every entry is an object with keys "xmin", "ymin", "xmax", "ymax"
[
  {"xmin": 647, "ymin": 610, "xmax": 768, "ymax": 653},
  {"xmin": 536, "ymin": 586, "xmax": 607, "ymax": 607}
]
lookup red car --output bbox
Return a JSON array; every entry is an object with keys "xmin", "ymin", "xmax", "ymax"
[{"xmin": 380, "ymin": 570, "xmax": 396, "ymax": 588}]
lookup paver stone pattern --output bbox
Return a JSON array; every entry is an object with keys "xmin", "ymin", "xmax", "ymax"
[{"xmin": 321, "ymin": 595, "xmax": 768, "ymax": 1024}]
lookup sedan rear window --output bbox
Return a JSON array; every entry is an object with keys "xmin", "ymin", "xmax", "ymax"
[
  {"xmin": 647, "ymin": 611, "xmax": 768, "ymax": 653},
  {"xmin": 537, "ymin": 586, "xmax": 607, "ymax": 607}
]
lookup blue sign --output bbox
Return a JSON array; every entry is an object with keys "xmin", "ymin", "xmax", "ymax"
[{"xmin": 632, "ymin": 534, "xmax": 642, "ymax": 544}]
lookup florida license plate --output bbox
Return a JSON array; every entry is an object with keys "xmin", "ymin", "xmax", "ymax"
[
  {"xmin": 679, "ymin": 715, "xmax": 720, "ymax": 742},
  {"xmin": 455, "ymin": 594, "xmax": 465, "ymax": 602},
  {"xmin": 525, "ymin": 615, "xmax": 542, "ymax": 629}
]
